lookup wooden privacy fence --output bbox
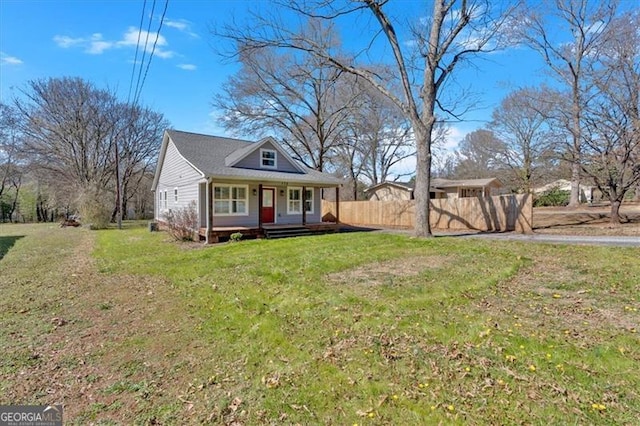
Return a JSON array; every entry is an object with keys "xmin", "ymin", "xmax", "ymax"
[{"xmin": 322, "ymin": 194, "xmax": 533, "ymax": 233}]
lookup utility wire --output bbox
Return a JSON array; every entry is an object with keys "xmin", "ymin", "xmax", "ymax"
[
  {"xmin": 127, "ymin": 0, "xmax": 147, "ymax": 104},
  {"xmin": 132, "ymin": 0, "xmax": 157, "ymax": 106},
  {"xmin": 134, "ymin": 0, "xmax": 169, "ymax": 106}
]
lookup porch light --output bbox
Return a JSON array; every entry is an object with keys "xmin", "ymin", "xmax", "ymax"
[
  {"xmin": 252, "ymin": 188, "xmax": 257, "ymax": 196},
  {"xmin": 280, "ymin": 189, "xmax": 285, "ymax": 196}
]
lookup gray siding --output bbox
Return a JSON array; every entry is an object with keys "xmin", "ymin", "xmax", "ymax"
[
  {"xmin": 234, "ymin": 141, "xmax": 301, "ymax": 173},
  {"xmin": 156, "ymin": 139, "xmax": 203, "ymax": 220},
  {"xmin": 209, "ymin": 181, "xmax": 322, "ymax": 227},
  {"xmin": 277, "ymin": 186, "xmax": 321, "ymax": 224}
]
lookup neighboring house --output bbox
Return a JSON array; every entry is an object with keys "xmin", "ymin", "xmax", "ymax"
[
  {"xmin": 365, "ymin": 178, "xmax": 503, "ymax": 201},
  {"xmin": 152, "ymin": 130, "xmax": 344, "ymax": 242},
  {"xmin": 533, "ymin": 179, "xmax": 595, "ymax": 203}
]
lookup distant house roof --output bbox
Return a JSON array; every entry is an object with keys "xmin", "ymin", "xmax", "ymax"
[
  {"xmin": 364, "ymin": 181, "xmax": 414, "ymax": 193},
  {"xmin": 152, "ymin": 130, "xmax": 343, "ymax": 190},
  {"xmin": 365, "ymin": 178, "xmax": 502, "ymax": 193},
  {"xmin": 431, "ymin": 178, "xmax": 502, "ymax": 189},
  {"xmin": 533, "ymin": 179, "xmax": 595, "ymax": 194}
]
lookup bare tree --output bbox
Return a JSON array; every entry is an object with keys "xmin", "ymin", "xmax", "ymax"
[
  {"xmin": 14, "ymin": 77, "xmax": 167, "ymax": 223},
  {"xmin": 490, "ymin": 87, "xmax": 554, "ymax": 193},
  {"xmin": 17, "ymin": 78, "xmax": 118, "ymax": 194},
  {"xmin": 521, "ymin": 0, "xmax": 618, "ymax": 206},
  {"xmin": 580, "ymin": 11, "xmax": 640, "ymax": 224},
  {"xmin": 112, "ymin": 104, "xmax": 168, "ymax": 221},
  {"xmin": 452, "ymin": 129, "xmax": 504, "ymax": 179},
  {"xmin": 0, "ymin": 103, "xmax": 25, "ymax": 222},
  {"xmin": 214, "ymin": 21, "xmax": 359, "ymax": 171},
  {"xmin": 218, "ymin": 0, "xmax": 516, "ymax": 237}
]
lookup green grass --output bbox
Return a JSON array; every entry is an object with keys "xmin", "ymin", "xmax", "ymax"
[{"xmin": 1, "ymin": 223, "xmax": 639, "ymax": 424}]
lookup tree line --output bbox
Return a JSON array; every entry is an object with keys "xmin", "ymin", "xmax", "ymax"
[
  {"xmin": 2, "ymin": 1, "xmax": 637, "ymax": 231},
  {"xmin": 0, "ymin": 77, "xmax": 168, "ymax": 226},
  {"xmin": 213, "ymin": 0, "xmax": 639, "ymax": 230}
]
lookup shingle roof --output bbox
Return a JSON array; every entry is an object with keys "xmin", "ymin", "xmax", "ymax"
[
  {"xmin": 431, "ymin": 178, "xmax": 502, "ymax": 188},
  {"xmin": 165, "ymin": 130, "xmax": 343, "ymax": 186},
  {"xmin": 365, "ymin": 178, "xmax": 502, "ymax": 193}
]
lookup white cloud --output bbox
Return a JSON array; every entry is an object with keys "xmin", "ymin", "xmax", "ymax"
[
  {"xmin": 165, "ymin": 18, "xmax": 199, "ymax": 38},
  {"xmin": 53, "ymin": 35, "xmax": 84, "ymax": 48},
  {"xmin": 118, "ymin": 27, "xmax": 175, "ymax": 58},
  {"xmin": 178, "ymin": 63, "xmax": 197, "ymax": 71},
  {"xmin": 53, "ymin": 26, "xmax": 175, "ymax": 58},
  {"xmin": 86, "ymin": 33, "xmax": 113, "ymax": 54},
  {"xmin": 0, "ymin": 52, "xmax": 23, "ymax": 65}
]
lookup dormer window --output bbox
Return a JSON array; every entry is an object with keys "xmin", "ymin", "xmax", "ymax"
[{"xmin": 261, "ymin": 149, "xmax": 277, "ymax": 169}]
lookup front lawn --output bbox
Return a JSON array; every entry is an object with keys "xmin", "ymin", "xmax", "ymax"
[{"xmin": 1, "ymin": 223, "xmax": 638, "ymax": 424}]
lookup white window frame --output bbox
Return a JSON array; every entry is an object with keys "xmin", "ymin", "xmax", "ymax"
[
  {"xmin": 174, "ymin": 188, "xmax": 179, "ymax": 203},
  {"xmin": 260, "ymin": 148, "xmax": 277, "ymax": 169},
  {"xmin": 304, "ymin": 187, "xmax": 314, "ymax": 214},
  {"xmin": 287, "ymin": 187, "xmax": 313, "ymax": 214},
  {"xmin": 213, "ymin": 184, "xmax": 249, "ymax": 216},
  {"xmin": 163, "ymin": 190, "xmax": 167, "ymax": 209}
]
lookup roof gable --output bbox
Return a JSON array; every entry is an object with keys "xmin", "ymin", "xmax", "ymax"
[
  {"xmin": 225, "ymin": 136, "xmax": 305, "ymax": 173},
  {"xmin": 364, "ymin": 181, "xmax": 414, "ymax": 193}
]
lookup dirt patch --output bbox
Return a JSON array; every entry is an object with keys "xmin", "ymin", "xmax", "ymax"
[
  {"xmin": 534, "ymin": 203, "xmax": 640, "ymax": 236},
  {"xmin": 326, "ymin": 255, "xmax": 454, "ymax": 286}
]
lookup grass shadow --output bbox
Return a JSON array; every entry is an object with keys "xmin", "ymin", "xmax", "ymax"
[{"xmin": 0, "ymin": 235, "xmax": 24, "ymax": 261}]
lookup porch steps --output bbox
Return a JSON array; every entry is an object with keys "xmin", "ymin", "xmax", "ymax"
[{"xmin": 263, "ymin": 226, "xmax": 313, "ymax": 239}]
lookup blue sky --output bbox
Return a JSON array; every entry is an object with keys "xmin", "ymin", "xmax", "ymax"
[{"xmin": 1, "ymin": 0, "xmax": 552, "ymax": 162}]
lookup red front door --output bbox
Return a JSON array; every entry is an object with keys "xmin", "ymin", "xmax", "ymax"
[{"xmin": 261, "ymin": 188, "xmax": 275, "ymax": 224}]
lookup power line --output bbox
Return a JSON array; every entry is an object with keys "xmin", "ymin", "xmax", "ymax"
[
  {"xmin": 127, "ymin": 0, "xmax": 147, "ymax": 104},
  {"xmin": 132, "ymin": 0, "xmax": 157, "ymax": 106},
  {"xmin": 134, "ymin": 0, "xmax": 169, "ymax": 106}
]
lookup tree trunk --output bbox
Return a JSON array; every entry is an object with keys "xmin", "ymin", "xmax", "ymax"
[
  {"xmin": 413, "ymin": 126, "xmax": 432, "ymax": 237},
  {"xmin": 569, "ymin": 161, "xmax": 581, "ymax": 207},
  {"xmin": 610, "ymin": 199, "xmax": 622, "ymax": 225}
]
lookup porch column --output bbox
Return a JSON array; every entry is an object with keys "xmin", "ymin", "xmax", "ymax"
[
  {"xmin": 302, "ymin": 186, "xmax": 307, "ymax": 225},
  {"xmin": 258, "ymin": 183, "xmax": 263, "ymax": 229},
  {"xmin": 206, "ymin": 179, "xmax": 213, "ymax": 244},
  {"xmin": 335, "ymin": 187, "xmax": 340, "ymax": 224}
]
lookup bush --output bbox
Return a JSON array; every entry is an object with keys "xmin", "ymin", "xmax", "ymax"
[
  {"xmin": 534, "ymin": 187, "xmax": 570, "ymax": 207},
  {"xmin": 230, "ymin": 232, "xmax": 243, "ymax": 242},
  {"xmin": 78, "ymin": 189, "xmax": 111, "ymax": 229},
  {"xmin": 162, "ymin": 201, "xmax": 198, "ymax": 241}
]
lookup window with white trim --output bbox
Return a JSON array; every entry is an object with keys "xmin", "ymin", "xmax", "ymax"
[
  {"xmin": 304, "ymin": 188, "xmax": 314, "ymax": 213},
  {"xmin": 174, "ymin": 188, "xmax": 178, "ymax": 203},
  {"xmin": 260, "ymin": 149, "xmax": 277, "ymax": 169},
  {"xmin": 214, "ymin": 184, "xmax": 248, "ymax": 215},
  {"xmin": 163, "ymin": 190, "xmax": 167, "ymax": 209},
  {"xmin": 287, "ymin": 187, "xmax": 313, "ymax": 214}
]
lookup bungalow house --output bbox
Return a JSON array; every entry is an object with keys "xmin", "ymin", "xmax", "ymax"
[
  {"xmin": 152, "ymin": 130, "xmax": 344, "ymax": 242},
  {"xmin": 533, "ymin": 179, "xmax": 595, "ymax": 203},
  {"xmin": 365, "ymin": 178, "xmax": 502, "ymax": 201}
]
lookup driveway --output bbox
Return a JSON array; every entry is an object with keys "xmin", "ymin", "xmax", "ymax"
[
  {"xmin": 459, "ymin": 232, "xmax": 640, "ymax": 248},
  {"xmin": 371, "ymin": 227, "xmax": 640, "ymax": 247}
]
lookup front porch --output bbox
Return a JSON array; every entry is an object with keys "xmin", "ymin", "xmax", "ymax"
[{"xmin": 198, "ymin": 222, "xmax": 341, "ymax": 243}]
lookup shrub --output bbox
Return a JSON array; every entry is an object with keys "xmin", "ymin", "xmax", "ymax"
[
  {"xmin": 78, "ymin": 188, "xmax": 111, "ymax": 229},
  {"xmin": 534, "ymin": 187, "xmax": 570, "ymax": 207},
  {"xmin": 230, "ymin": 232, "xmax": 243, "ymax": 242},
  {"xmin": 162, "ymin": 201, "xmax": 198, "ymax": 241}
]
